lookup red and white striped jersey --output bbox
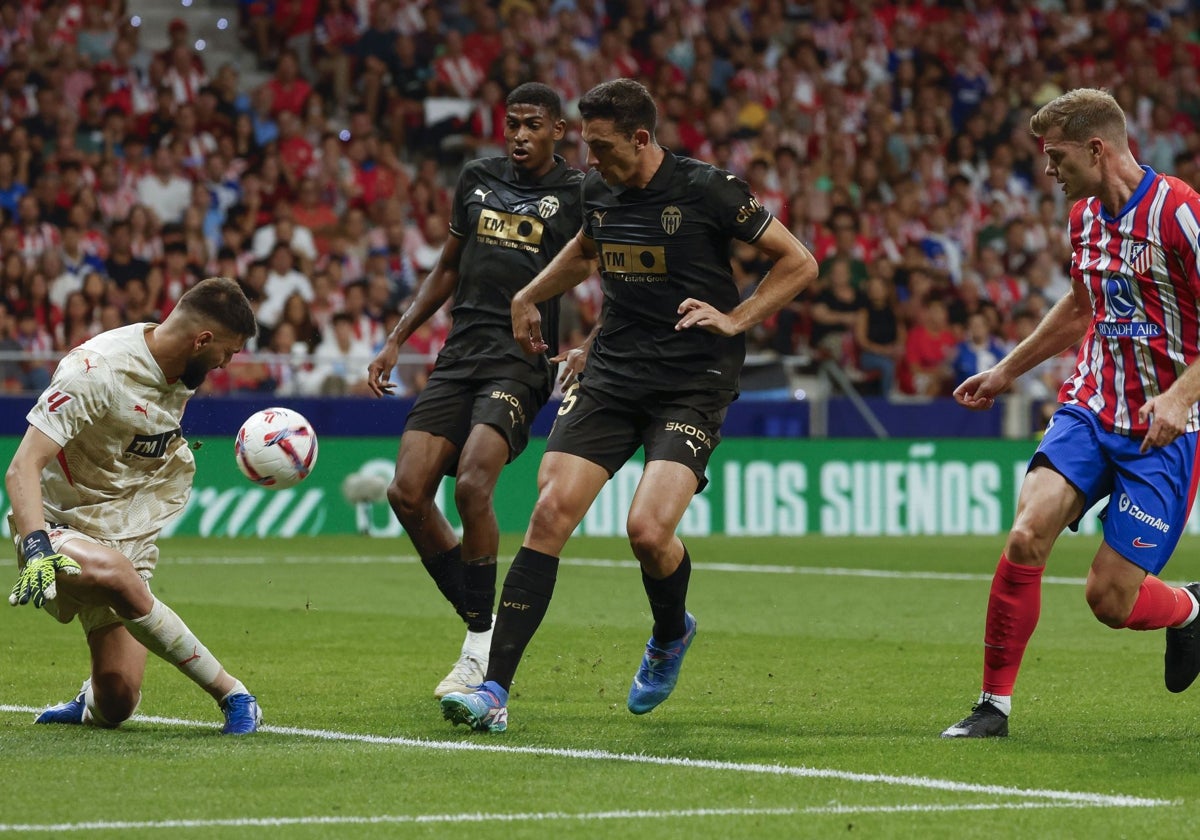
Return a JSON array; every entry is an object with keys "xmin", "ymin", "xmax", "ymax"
[{"xmin": 1059, "ymin": 168, "xmax": 1200, "ymax": 435}]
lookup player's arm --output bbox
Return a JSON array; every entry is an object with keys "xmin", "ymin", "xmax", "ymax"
[
  {"xmin": 512, "ymin": 229, "xmax": 598, "ymax": 354},
  {"xmin": 550, "ymin": 320, "xmax": 602, "ymax": 389},
  {"xmin": 366, "ymin": 234, "xmax": 464, "ymax": 397},
  {"xmin": 954, "ymin": 283, "xmax": 1091, "ymax": 410},
  {"xmin": 676, "ymin": 217, "xmax": 817, "ymax": 336},
  {"xmin": 5, "ymin": 426, "xmax": 81, "ymax": 607},
  {"xmin": 1139, "ymin": 202, "xmax": 1200, "ymax": 449}
]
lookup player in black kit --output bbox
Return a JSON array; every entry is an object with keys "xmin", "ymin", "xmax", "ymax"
[
  {"xmin": 366, "ymin": 83, "xmax": 585, "ymax": 698},
  {"xmin": 441, "ymin": 78, "xmax": 818, "ymax": 732}
]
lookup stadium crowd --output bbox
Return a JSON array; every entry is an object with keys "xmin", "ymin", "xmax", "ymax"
[{"xmin": 0, "ymin": 0, "xmax": 1198, "ymax": 399}]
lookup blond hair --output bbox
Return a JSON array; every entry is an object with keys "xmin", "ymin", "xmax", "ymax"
[{"xmin": 1029, "ymin": 88, "xmax": 1127, "ymax": 143}]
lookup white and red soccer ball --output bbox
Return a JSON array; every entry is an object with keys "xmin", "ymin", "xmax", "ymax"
[{"xmin": 234, "ymin": 407, "xmax": 318, "ymax": 490}]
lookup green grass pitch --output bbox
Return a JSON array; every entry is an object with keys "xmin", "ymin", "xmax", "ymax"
[{"xmin": 3, "ymin": 534, "xmax": 1199, "ymax": 838}]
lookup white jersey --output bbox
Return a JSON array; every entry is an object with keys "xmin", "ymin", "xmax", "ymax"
[{"xmin": 27, "ymin": 323, "xmax": 196, "ymax": 540}]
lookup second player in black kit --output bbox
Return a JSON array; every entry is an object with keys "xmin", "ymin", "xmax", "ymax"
[
  {"xmin": 441, "ymin": 78, "xmax": 818, "ymax": 733},
  {"xmin": 367, "ymin": 83, "xmax": 584, "ymax": 699}
]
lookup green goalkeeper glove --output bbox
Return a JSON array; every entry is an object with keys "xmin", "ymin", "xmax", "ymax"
[{"xmin": 9, "ymin": 530, "xmax": 81, "ymax": 608}]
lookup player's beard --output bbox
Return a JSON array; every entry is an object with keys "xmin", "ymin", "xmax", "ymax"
[{"xmin": 180, "ymin": 357, "xmax": 210, "ymax": 389}]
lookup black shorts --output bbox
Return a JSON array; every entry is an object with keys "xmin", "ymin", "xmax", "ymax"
[
  {"xmin": 404, "ymin": 372, "xmax": 549, "ymax": 471},
  {"xmin": 545, "ymin": 382, "xmax": 732, "ymax": 491}
]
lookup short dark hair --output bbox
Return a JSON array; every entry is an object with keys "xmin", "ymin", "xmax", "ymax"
[
  {"xmin": 506, "ymin": 82, "xmax": 563, "ymax": 121},
  {"xmin": 578, "ymin": 78, "xmax": 657, "ymax": 139},
  {"xmin": 176, "ymin": 277, "xmax": 257, "ymax": 339}
]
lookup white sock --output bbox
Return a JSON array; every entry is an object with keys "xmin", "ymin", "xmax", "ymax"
[
  {"xmin": 464, "ymin": 615, "xmax": 495, "ymax": 658},
  {"xmin": 124, "ymin": 598, "xmax": 223, "ymax": 689},
  {"xmin": 219, "ymin": 680, "xmax": 249, "ymax": 705},
  {"xmin": 1178, "ymin": 589, "xmax": 1200, "ymax": 629},
  {"xmin": 978, "ymin": 691, "xmax": 1012, "ymax": 717}
]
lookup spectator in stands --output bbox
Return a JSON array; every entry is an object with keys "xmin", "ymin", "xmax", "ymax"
[
  {"xmin": 259, "ymin": 242, "xmax": 313, "ymax": 329},
  {"xmin": 313, "ymin": 0, "xmax": 358, "ymax": 115},
  {"xmin": 265, "ymin": 49, "xmax": 314, "ymax": 118},
  {"xmin": 275, "ymin": 290, "xmax": 322, "ymax": 353},
  {"xmin": 103, "ymin": 221, "xmax": 151, "ymax": 290},
  {"xmin": 951, "ymin": 309, "xmax": 1008, "ymax": 387},
  {"xmin": 854, "ymin": 273, "xmax": 906, "ymax": 397},
  {"xmin": 809, "ymin": 257, "xmax": 865, "ymax": 364},
  {"xmin": 128, "ymin": 204, "xmax": 164, "ymax": 265},
  {"xmin": 903, "ymin": 296, "xmax": 958, "ymax": 397},
  {"xmin": 158, "ymin": 241, "xmax": 201, "ymax": 317},
  {"xmin": 137, "ymin": 145, "xmax": 192, "ymax": 226},
  {"xmin": 252, "ymin": 202, "xmax": 317, "ymax": 267},
  {"xmin": 818, "ymin": 205, "xmax": 871, "ymax": 287},
  {"xmin": 302, "ymin": 310, "xmax": 372, "ymax": 395},
  {"xmin": 273, "ymin": 0, "xmax": 320, "ymax": 82}
]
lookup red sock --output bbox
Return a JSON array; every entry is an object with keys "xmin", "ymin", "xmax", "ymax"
[
  {"xmin": 1121, "ymin": 577, "xmax": 1196, "ymax": 630},
  {"xmin": 982, "ymin": 555, "xmax": 1044, "ymax": 696}
]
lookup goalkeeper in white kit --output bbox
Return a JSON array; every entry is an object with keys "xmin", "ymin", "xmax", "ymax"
[{"xmin": 6, "ymin": 277, "xmax": 263, "ymax": 734}]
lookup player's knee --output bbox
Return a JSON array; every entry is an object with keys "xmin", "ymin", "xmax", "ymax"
[
  {"xmin": 1004, "ymin": 522, "xmax": 1048, "ymax": 566},
  {"xmin": 626, "ymin": 517, "xmax": 671, "ymax": 561},
  {"xmin": 1085, "ymin": 586, "xmax": 1130, "ymax": 628},
  {"xmin": 386, "ymin": 478, "xmax": 426, "ymax": 523},
  {"xmin": 453, "ymin": 472, "xmax": 495, "ymax": 516},
  {"xmin": 526, "ymin": 497, "xmax": 573, "ymax": 543},
  {"xmin": 83, "ymin": 553, "xmax": 143, "ymax": 597},
  {"xmin": 90, "ymin": 673, "xmax": 141, "ymax": 726}
]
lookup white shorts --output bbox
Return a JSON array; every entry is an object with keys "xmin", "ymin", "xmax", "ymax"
[{"xmin": 9, "ymin": 518, "xmax": 157, "ymax": 635}]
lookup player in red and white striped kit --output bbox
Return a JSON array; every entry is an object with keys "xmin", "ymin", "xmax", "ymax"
[{"xmin": 943, "ymin": 88, "xmax": 1200, "ymax": 738}]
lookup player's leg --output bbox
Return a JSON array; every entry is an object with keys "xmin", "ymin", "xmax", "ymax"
[
  {"xmin": 441, "ymin": 384, "xmax": 630, "ymax": 731},
  {"xmin": 943, "ymin": 406, "xmax": 1110, "ymax": 738},
  {"xmin": 52, "ymin": 538, "xmax": 260, "ymax": 733},
  {"xmin": 33, "ymin": 617, "xmax": 148, "ymax": 727},
  {"xmin": 441, "ymin": 450, "xmax": 610, "ymax": 732},
  {"xmin": 941, "ymin": 464, "xmax": 1082, "ymax": 738},
  {"xmin": 388, "ymin": 429, "xmax": 464, "ymax": 605},
  {"xmin": 488, "ymin": 450, "xmax": 608, "ymax": 685},
  {"xmin": 1093, "ymin": 433, "xmax": 1200, "ymax": 690},
  {"xmin": 388, "ymin": 377, "xmax": 476, "ymax": 625},
  {"xmin": 624, "ymin": 460, "xmax": 701, "ymax": 714},
  {"xmin": 433, "ymin": 423, "xmax": 510, "ymax": 697},
  {"xmin": 84, "ymin": 622, "xmax": 148, "ymax": 726},
  {"xmin": 454, "ymin": 379, "xmax": 547, "ymax": 629}
]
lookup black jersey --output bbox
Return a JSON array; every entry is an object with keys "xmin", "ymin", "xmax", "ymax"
[
  {"xmin": 436, "ymin": 155, "xmax": 585, "ymax": 389},
  {"xmin": 581, "ymin": 151, "xmax": 772, "ymax": 394}
]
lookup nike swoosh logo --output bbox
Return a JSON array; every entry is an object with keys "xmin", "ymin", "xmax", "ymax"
[{"xmin": 1132, "ymin": 537, "xmax": 1158, "ymax": 549}]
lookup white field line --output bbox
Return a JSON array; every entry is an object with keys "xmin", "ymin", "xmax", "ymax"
[
  {"xmin": 0, "ymin": 801, "xmax": 1164, "ymax": 834},
  {"xmin": 171, "ymin": 554, "xmax": 1092, "ymax": 586},
  {"xmin": 0, "ymin": 705, "xmax": 1172, "ymax": 810}
]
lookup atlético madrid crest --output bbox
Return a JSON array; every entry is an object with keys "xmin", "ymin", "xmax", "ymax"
[
  {"xmin": 537, "ymin": 195, "xmax": 560, "ymax": 219},
  {"xmin": 661, "ymin": 205, "xmax": 682, "ymax": 235}
]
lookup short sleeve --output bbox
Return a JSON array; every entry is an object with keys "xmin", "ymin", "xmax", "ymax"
[
  {"xmin": 26, "ymin": 349, "xmax": 116, "ymax": 447},
  {"xmin": 705, "ymin": 168, "xmax": 773, "ymax": 243}
]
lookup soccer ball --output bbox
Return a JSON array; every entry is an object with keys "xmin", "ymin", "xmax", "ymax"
[{"xmin": 234, "ymin": 407, "xmax": 319, "ymax": 490}]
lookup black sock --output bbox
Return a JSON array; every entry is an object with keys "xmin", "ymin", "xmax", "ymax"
[
  {"xmin": 642, "ymin": 546, "xmax": 691, "ymax": 642},
  {"xmin": 461, "ymin": 555, "xmax": 497, "ymax": 633},
  {"xmin": 421, "ymin": 545, "xmax": 464, "ymax": 611},
  {"xmin": 484, "ymin": 546, "xmax": 559, "ymax": 691}
]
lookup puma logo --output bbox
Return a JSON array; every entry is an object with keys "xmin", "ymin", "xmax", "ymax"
[
  {"xmin": 176, "ymin": 646, "xmax": 202, "ymax": 666},
  {"xmin": 134, "ymin": 405, "xmax": 148, "ymax": 416},
  {"xmin": 685, "ymin": 440, "xmax": 700, "ymax": 457},
  {"xmin": 83, "ymin": 358, "xmax": 96, "ymax": 373},
  {"xmin": 474, "ymin": 188, "xmax": 493, "ymax": 201}
]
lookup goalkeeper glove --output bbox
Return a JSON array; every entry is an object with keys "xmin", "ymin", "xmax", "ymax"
[{"xmin": 9, "ymin": 530, "xmax": 81, "ymax": 608}]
